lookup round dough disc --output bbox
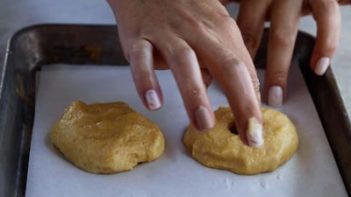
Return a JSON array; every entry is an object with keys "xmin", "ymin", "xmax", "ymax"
[
  {"xmin": 183, "ymin": 107, "xmax": 298, "ymax": 175},
  {"xmin": 51, "ymin": 101, "xmax": 165, "ymax": 174}
]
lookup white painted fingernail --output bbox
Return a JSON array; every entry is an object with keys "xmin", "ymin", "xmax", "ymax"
[
  {"xmin": 195, "ymin": 106, "xmax": 214, "ymax": 131},
  {"xmin": 314, "ymin": 57, "xmax": 330, "ymax": 76},
  {"xmin": 247, "ymin": 117, "xmax": 264, "ymax": 147},
  {"xmin": 268, "ymin": 86, "xmax": 283, "ymax": 107},
  {"xmin": 145, "ymin": 89, "xmax": 161, "ymax": 110}
]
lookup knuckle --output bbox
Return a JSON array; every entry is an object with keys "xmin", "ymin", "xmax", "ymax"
[
  {"xmin": 242, "ymin": 32, "xmax": 260, "ymax": 50},
  {"xmin": 217, "ymin": 8, "xmax": 232, "ymax": 19},
  {"xmin": 209, "ymin": 4, "xmax": 231, "ymax": 23},
  {"xmin": 317, "ymin": 0, "xmax": 339, "ymax": 10},
  {"xmin": 130, "ymin": 39, "xmax": 150, "ymax": 53},
  {"xmin": 208, "ymin": 14, "xmax": 236, "ymax": 32},
  {"xmin": 323, "ymin": 45, "xmax": 337, "ymax": 55},
  {"xmin": 221, "ymin": 56, "xmax": 241, "ymax": 70},
  {"xmin": 182, "ymin": 86, "xmax": 205, "ymax": 105},
  {"xmin": 221, "ymin": 15, "xmax": 234, "ymax": 23},
  {"xmin": 268, "ymin": 69, "xmax": 288, "ymax": 86},
  {"xmin": 270, "ymin": 29, "xmax": 296, "ymax": 47},
  {"xmin": 221, "ymin": 16, "xmax": 237, "ymax": 28},
  {"xmin": 172, "ymin": 46, "xmax": 195, "ymax": 59},
  {"xmin": 128, "ymin": 42, "xmax": 148, "ymax": 63},
  {"xmin": 197, "ymin": 18, "xmax": 238, "ymax": 48},
  {"xmin": 128, "ymin": 47, "xmax": 143, "ymax": 60},
  {"xmin": 189, "ymin": 19, "xmax": 208, "ymax": 33},
  {"xmin": 323, "ymin": 41, "xmax": 337, "ymax": 54},
  {"xmin": 217, "ymin": 56, "xmax": 244, "ymax": 77}
]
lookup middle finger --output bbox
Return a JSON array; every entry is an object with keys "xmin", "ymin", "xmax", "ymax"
[{"xmin": 153, "ymin": 35, "xmax": 215, "ymax": 131}]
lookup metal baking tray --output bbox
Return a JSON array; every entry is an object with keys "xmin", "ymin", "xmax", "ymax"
[{"xmin": 0, "ymin": 24, "xmax": 350, "ymax": 197}]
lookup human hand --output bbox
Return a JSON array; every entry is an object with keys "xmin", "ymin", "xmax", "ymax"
[
  {"xmin": 107, "ymin": 0, "xmax": 264, "ymax": 146},
  {"xmin": 236, "ymin": 0, "xmax": 347, "ymax": 107}
]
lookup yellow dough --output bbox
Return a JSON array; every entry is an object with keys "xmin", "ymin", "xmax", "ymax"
[
  {"xmin": 50, "ymin": 101, "xmax": 165, "ymax": 174},
  {"xmin": 183, "ymin": 107, "xmax": 298, "ymax": 175}
]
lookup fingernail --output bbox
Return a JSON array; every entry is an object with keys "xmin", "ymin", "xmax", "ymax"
[
  {"xmin": 314, "ymin": 57, "xmax": 330, "ymax": 76},
  {"xmin": 268, "ymin": 86, "xmax": 283, "ymax": 107},
  {"xmin": 195, "ymin": 106, "xmax": 214, "ymax": 131},
  {"xmin": 145, "ymin": 89, "xmax": 161, "ymax": 110},
  {"xmin": 246, "ymin": 117, "xmax": 264, "ymax": 147}
]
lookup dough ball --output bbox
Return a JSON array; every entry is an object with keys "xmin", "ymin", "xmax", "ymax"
[
  {"xmin": 50, "ymin": 101, "xmax": 165, "ymax": 174},
  {"xmin": 183, "ymin": 107, "xmax": 298, "ymax": 175}
]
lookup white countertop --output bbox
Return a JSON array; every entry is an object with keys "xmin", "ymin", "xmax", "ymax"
[{"xmin": 0, "ymin": 1, "xmax": 350, "ymax": 117}]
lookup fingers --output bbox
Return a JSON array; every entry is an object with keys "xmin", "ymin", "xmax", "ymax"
[
  {"xmin": 154, "ymin": 37, "xmax": 215, "ymax": 131},
  {"xmin": 223, "ymin": 61, "xmax": 263, "ymax": 147},
  {"xmin": 264, "ymin": 0, "xmax": 303, "ymax": 107},
  {"xmin": 128, "ymin": 38, "xmax": 213, "ymax": 132},
  {"xmin": 310, "ymin": 0, "xmax": 341, "ymax": 76},
  {"xmin": 191, "ymin": 22, "xmax": 263, "ymax": 147},
  {"xmin": 213, "ymin": 60, "xmax": 263, "ymax": 147},
  {"xmin": 237, "ymin": 0, "xmax": 269, "ymax": 58},
  {"xmin": 129, "ymin": 39, "xmax": 163, "ymax": 110}
]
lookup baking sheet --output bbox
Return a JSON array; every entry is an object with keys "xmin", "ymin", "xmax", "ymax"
[{"xmin": 26, "ymin": 64, "xmax": 347, "ymax": 197}]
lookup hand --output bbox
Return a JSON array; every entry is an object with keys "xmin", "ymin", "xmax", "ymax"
[
  {"xmin": 236, "ymin": 0, "xmax": 347, "ymax": 107},
  {"xmin": 107, "ymin": 0, "xmax": 264, "ymax": 147}
]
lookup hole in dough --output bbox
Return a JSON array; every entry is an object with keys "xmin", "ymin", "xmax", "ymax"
[{"xmin": 228, "ymin": 121, "xmax": 238, "ymax": 135}]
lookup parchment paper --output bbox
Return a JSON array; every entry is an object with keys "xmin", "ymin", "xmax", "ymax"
[{"xmin": 26, "ymin": 64, "xmax": 347, "ymax": 197}]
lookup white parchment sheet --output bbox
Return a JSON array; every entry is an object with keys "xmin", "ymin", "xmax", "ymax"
[{"xmin": 26, "ymin": 65, "xmax": 347, "ymax": 197}]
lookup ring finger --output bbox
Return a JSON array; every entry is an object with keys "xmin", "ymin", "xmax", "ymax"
[
  {"xmin": 264, "ymin": 0, "xmax": 303, "ymax": 107},
  {"xmin": 153, "ymin": 35, "xmax": 215, "ymax": 131},
  {"xmin": 129, "ymin": 39, "xmax": 163, "ymax": 110}
]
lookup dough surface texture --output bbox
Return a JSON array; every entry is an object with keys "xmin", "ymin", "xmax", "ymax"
[
  {"xmin": 51, "ymin": 101, "xmax": 165, "ymax": 174},
  {"xmin": 183, "ymin": 107, "xmax": 298, "ymax": 175}
]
